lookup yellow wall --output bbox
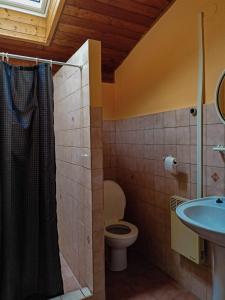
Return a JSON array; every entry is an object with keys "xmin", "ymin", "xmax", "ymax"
[
  {"xmin": 102, "ymin": 83, "xmax": 116, "ymax": 119},
  {"xmin": 89, "ymin": 40, "xmax": 102, "ymax": 107},
  {"xmin": 103, "ymin": 0, "xmax": 225, "ymax": 120}
]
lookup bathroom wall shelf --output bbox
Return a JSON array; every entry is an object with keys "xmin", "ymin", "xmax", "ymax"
[{"xmin": 213, "ymin": 145, "xmax": 225, "ymax": 152}]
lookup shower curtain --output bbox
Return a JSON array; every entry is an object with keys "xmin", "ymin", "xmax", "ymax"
[{"xmin": 0, "ymin": 62, "xmax": 63, "ymax": 300}]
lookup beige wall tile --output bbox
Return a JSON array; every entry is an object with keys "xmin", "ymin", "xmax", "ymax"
[
  {"xmin": 54, "ymin": 41, "xmax": 104, "ymax": 299},
  {"xmin": 176, "ymin": 108, "xmax": 190, "ymax": 126},
  {"xmin": 91, "ymin": 128, "xmax": 103, "ymax": 148},
  {"xmin": 164, "ymin": 110, "xmax": 176, "ymax": 128},
  {"xmin": 206, "ymin": 124, "xmax": 224, "ymax": 146},
  {"xmin": 176, "ymin": 127, "xmax": 190, "ymax": 145},
  {"xmin": 165, "ymin": 128, "xmax": 176, "ymax": 145},
  {"xmin": 154, "ymin": 113, "xmax": 164, "ymax": 128}
]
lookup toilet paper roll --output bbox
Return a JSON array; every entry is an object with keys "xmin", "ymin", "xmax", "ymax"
[{"xmin": 164, "ymin": 156, "xmax": 177, "ymax": 174}]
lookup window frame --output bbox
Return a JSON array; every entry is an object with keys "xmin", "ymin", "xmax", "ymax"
[{"xmin": 0, "ymin": 0, "xmax": 49, "ymax": 17}]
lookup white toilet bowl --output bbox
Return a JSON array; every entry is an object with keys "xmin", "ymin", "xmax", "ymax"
[{"xmin": 104, "ymin": 180, "xmax": 138, "ymax": 271}]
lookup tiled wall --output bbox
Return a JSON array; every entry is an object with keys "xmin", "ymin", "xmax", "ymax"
[
  {"xmin": 91, "ymin": 106, "xmax": 105, "ymax": 300},
  {"xmin": 103, "ymin": 103, "xmax": 225, "ymax": 300},
  {"xmin": 54, "ymin": 40, "xmax": 105, "ymax": 299}
]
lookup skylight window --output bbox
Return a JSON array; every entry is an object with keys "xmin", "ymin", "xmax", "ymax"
[{"xmin": 0, "ymin": 0, "xmax": 49, "ymax": 17}]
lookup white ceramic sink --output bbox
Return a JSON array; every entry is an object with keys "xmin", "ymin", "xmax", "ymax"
[
  {"xmin": 176, "ymin": 196, "xmax": 225, "ymax": 247},
  {"xmin": 176, "ymin": 196, "xmax": 225, "ymax": 300}
]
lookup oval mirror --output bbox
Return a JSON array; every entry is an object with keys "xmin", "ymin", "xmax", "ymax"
[{"xmin": 216, "ymin": 72, "xmax": 225, "ymax": 124}]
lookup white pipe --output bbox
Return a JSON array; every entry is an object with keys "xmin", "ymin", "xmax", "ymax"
[
  {"xmin": 0, "ymin": 52, "xmax": 82, "ymax": 69},
  {"xmin": 196, "ymin": 12, "xmax": 205, "ymax": 198}
]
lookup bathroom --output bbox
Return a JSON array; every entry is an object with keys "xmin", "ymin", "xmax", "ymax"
[{"xmin": 0, "ymin": 0, "xmax": 225, "ymax": 299}]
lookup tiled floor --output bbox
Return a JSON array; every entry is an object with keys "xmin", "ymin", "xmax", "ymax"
[
  {"xmin": 60, "ymin": 254, "xmax": 81, "ymax": 293},
  {"xmin": 50, "ymin": 290, "xmax": 86, "ymax": 300},
  {"xmin": 50, "ymin": 255, "xmax": 92, "ymax": 299},
  {"xmin": 106, "ymin": 252, "xmax": 199, "ymax": 300}
]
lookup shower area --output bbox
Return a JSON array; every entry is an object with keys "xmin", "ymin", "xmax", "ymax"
[{"xmin": 0, "ymin": 40, "xmax": 105, "ymax": 300}]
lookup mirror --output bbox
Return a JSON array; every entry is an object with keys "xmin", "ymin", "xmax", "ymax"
[{"xmin": 216, "ymin": 71, "xmax": 225, "ymax": 124}]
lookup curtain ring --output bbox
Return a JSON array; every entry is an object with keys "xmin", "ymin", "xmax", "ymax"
[
  {"xmin": 50, "ymin": 59, "xmax": 53, "ymax": 69},
  {"xmin": 36, "ymin": 57, "xmax": 38, "ymax": 65},
  {"xmin": 1, "ymin": 53, "xmax": 5, "ymax": 62},
  {"xmin": 6, "ymin": 53, "xmax": 9, "ymax": 62}
]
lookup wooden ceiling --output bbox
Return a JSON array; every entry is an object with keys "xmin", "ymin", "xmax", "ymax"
[{"xmin": 0, "ymin": 0, "xmax": 175, "ymax": 82}]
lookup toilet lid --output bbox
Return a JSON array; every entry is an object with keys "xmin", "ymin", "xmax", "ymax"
[{"xmin": 104, "ymin": 180, "xmax": 126, "ymax": 223}]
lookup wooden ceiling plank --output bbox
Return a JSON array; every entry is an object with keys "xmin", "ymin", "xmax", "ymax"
[
  {"xmin": 0, "ymin": 8, "xmax": 46, "ymax": 27},
  {"xmin": 0, "ymin": 18, "xmax": 45, "ymax": 37},
  {"xmin": 53, "ymin": 35, "xmax": 127, "ymax": 60},
  {"xmin": 0, "ymin": 37, "xmax": 44, "ymax": 49},
  {"xmin": 63, "ymin": 5, "xmax": 149, "ymax": 34},
  {"xmin": 0, "ymin": 29, "xmax": 45, "ymax": 43},
  {"xmin": 134, "ymin": 0, "xmax": 171, "ymax": 9},
  {"xmin": 96, "ymin": 0, "xmax": 160, "ymax": 18},
  {"xmin": 0, "ymin": 43, "xmax": 67, "ymax": 61},
  {"xmin": 61, "ymin": 9, "xmax": 142, "ymax": 40},
  {"xmin": 58, "ymin": 23, "xmax": 136, "ymax": 52},
  {"xmin": 0, "ymin": 40, "xmax": 77, "ymax": 58},
  {"xmin": 66, "ymin": 0, "xmax": 153, "ymax": 26},
  {"xmin": 60, "ymin": 14, "xmax": 139, "ymax": 42},
  {"xmin": 45, "ymin": 0, "xmax": 66, "ymax": 45},
  {"xmin": 0, "ymin": 38, "xmax": 124, "ymax": 68}
]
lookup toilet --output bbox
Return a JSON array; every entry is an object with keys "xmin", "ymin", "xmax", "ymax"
[{"xmin": 104, "ymin": 180, "xmax": 138, "ymax": 271}]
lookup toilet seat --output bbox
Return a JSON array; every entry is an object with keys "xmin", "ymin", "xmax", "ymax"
[{"xmin": 105, "ymin": 220, "xmax": 138, "ymax": 240}]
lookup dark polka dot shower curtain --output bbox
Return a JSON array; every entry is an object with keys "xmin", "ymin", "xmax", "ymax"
[{"xmin": 0, "ymin": 62, "xmax": 63, "ymax": 300}]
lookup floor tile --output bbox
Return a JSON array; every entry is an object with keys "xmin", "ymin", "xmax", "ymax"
[
  {"xmin": 106, "ymin": 252, "xmax": 199, "ymax": 300},
  {"xmin": 60, "ymin": 254, "xmax": 81, "ymax": 293},
  {"xmin": 62, "ymin": 290, "xmax": 85, "ymax": 300}
]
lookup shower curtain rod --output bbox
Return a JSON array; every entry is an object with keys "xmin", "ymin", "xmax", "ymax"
[{"xmin": 0, "ymin": 52, "xmax": 82, "ymax": 69}]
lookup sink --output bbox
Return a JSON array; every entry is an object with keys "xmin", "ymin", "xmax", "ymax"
[
  {"xmin": 176, "ymin": 196, "xmax": 225, "ymax": 300},
  {"xmin": 176, "ymin": 196, "xmax": 225, "ymax": 247}
]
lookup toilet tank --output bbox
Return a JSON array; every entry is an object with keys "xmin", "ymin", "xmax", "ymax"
[{"xmin": 104, "ymin": 180, "xmax": 126, "ymax": 224}]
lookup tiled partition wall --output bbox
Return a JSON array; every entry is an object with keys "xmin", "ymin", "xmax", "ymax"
[
  {"xmin": 54, "ymin": 40, "xmax": 105, "ymax": 299},
  {"xmin": 103, "ymin": 103, "xmax": 225, "ymax": 299}
]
